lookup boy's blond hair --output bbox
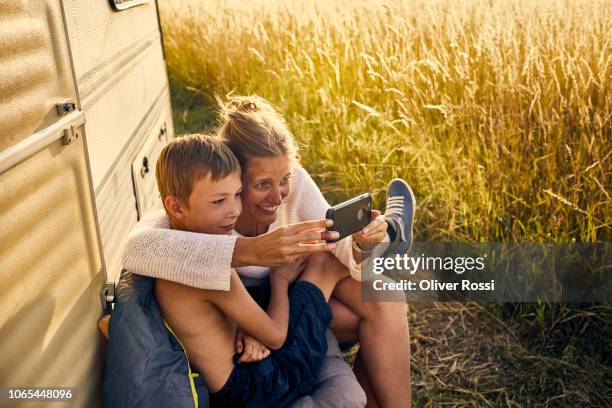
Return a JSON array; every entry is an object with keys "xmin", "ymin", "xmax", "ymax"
[{"xmin": 156, "ymin": 134, "xmax": 240, "ymax": 212}]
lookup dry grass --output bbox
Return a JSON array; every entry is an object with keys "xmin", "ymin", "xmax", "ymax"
[
  {"xmin": 157, "ymin": 0, "xmax": 611, "ymax": 406},
  {"xmin": 408, "ymin": 302, "xmax": 610, "ymax": 407}
]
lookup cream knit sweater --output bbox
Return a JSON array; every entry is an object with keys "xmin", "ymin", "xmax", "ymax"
[{"xmin": 121, "ymin": 166, "xmax": 361, "ymax": 290}]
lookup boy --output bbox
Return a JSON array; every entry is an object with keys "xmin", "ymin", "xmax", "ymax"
[{"xmin": 153, "ymin": 134, "xmax": 349, "ymax": 407}]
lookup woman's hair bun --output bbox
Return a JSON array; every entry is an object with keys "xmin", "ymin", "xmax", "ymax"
[
  {"xmin": 224, "ymin": 95, "xmax": 275, "ymax": 116},
  {"xmin": 216, "ymin": 94, "xmax": 300, "ymax": 165},
  {"xmin": 228, "ymin": 98, "xmax": 259, "ymax": 113}
]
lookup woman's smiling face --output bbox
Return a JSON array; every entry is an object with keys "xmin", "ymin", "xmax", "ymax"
[{"xmin": 240, "ymin": 155, "xmax": 292, "ymax": 226}]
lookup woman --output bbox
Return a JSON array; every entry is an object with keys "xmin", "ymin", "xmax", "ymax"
[{"xmin": 123, "ymin": 95, "xmax": 414, "ymax": 407}]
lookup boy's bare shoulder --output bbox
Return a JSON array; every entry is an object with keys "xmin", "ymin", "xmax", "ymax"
[{"xmin": 154, "ymin": 278, "xmax": 208, "ymax": 303}]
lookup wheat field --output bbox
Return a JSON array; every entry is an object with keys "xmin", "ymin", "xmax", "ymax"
[{"xmin": 158, "ymin": 0, "xmax": 611, "ymax": 405}]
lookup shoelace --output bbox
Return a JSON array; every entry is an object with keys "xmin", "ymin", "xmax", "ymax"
[{"xmin": 385, "ymin": 196, "xmax": 404, "ymax": 216}]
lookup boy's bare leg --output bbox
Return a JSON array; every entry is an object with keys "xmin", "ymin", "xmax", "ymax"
[
  {"xmin": 299, "ymin": 253, "xmax": 350, "ymax": 301},
  {"xmin": 332, "ymin": 277, "xmax": 411, "ymax": 408}
]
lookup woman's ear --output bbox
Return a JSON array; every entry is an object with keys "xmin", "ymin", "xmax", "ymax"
[{"xmin": 164, "ymin": 195, "xmax": 184, "ymax": 219}]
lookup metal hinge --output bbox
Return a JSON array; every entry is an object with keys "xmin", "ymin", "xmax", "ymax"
[
  {"xmin": 100, "ymin": 282, "xmax": 116, "ymax": 314},
  {"xmin": 0, "ymin": 110, "xmax": 85, "ymax": 174},
  {"xmin": 62, "ymin": 125, "xmax": 81, "ymax": 145}
]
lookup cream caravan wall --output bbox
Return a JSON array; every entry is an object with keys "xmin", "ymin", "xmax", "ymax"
[
  {"xmin": 64, "ymin": 0, "xmax": 173, "ymax": 281},
  {"xmin": 0, "ymin": 137, "xmax": 105, "ymax": 408},
  {"xmin": 0, "ymin": 1, "xmax": 105, "ymax": 407},
  {"xmin": 62, "ymin": 0, "xmax": 168, "ymax": 188},
  {"xmin": 62, "ymin": 0, "xmax": 173, "ymax": 282},
  {"xmin": 0, "ymin": 0, "xmax": 76, "ymax": 151}
]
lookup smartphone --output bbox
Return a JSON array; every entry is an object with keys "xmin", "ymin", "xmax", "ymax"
[{"xmin": 325, "ymin": 193, "xmax": 372, "ymax": 243}]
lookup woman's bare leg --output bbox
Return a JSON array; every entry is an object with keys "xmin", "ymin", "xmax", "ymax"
[
  {"xmin": 332, "ymin": 277, "xmax": 411, "ymax": 408},
  {"xmin": 354, "ymin": 353, "xmax": 379, "ymax": 408},
  {"xmin": 329, "ymin": 299, "xmax": 359, "ymax": 342},
  {"xmin": 304, "ymin": 252, "xmax": 411, "ymax": 407},
  {"xmin": 330, "ymin": 298, "xmax": 379, "ymax": 407}
]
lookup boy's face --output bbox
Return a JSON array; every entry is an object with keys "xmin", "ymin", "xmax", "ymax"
[{"xmin": 170, "ymin": 171, "xmax": 242, "ymax": 235}]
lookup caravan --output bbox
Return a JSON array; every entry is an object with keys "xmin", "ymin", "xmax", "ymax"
[{"xmin": 0, "ymin": 0, "xmax": 172, "ymax": 405}]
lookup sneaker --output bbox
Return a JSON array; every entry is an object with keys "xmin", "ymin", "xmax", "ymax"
[{"xmin": 383, "ymin": 178, "xmax": 416, "ymax": 256}]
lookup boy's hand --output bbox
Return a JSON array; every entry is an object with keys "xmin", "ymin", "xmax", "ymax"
[
  {"xmin": 271, "ymin": 256, "xmax": 308, "ymax": 285},
  {"xmin": 353, "ymin": 210, "xmax": 387, "ymax": 250},
  {"xmin": 235, "ymin": 329, "xmax": 271, "ymax": 362}
]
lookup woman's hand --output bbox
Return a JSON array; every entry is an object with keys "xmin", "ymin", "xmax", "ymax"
[
  {"xmin": 353, "ymin": 210, "xmax": 387, "ymax": 249},
  {"xmin": 233, "ymin": 219, "xmax": 339, "ymax": 267},
  {"xmin": 235, "ymin": 329, "xmax": 271, "ymax": 363}
]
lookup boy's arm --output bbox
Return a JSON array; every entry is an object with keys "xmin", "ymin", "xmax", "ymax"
[{"xmin": 206, "ymin": 270, "xmax": 289, "ymax": 350}]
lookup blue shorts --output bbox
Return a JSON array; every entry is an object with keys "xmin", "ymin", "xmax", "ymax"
[{"xmin": 209, "ymin": 281, "xmax": 332, "ymax": 408}]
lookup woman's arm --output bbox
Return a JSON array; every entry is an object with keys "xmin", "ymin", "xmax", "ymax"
[
  {"xmin": 121, "ymin": 210, "xmax": 336, "ymax": 290},
  {"xmin": 122, "ymin": 211, "xmax": 235, "ymax": 290}
]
